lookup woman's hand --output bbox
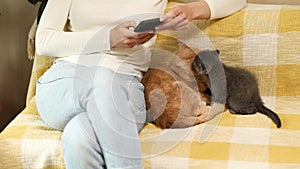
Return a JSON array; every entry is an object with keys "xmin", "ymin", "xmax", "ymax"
[
  {"xmin": 110, "ymin": 21, "xmax": 155, "ymax": 48},
  {"xmin": 156, "ymin": 1, "xmax": 211, "ymax": 31}
]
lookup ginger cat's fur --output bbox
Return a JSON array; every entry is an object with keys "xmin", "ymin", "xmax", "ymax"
[{"xmin": 141, "ymin": 45, "xmax": 211, "ymax": 129}]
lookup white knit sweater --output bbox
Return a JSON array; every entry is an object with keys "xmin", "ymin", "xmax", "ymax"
[{"xmin": 36, "ymin": 0, "xmax": 246, "ymax": 77}]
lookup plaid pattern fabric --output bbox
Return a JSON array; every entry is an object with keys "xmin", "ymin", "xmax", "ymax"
[{"xmin": 1, "ymin": 3, "xmax": 300, "ymax": 169}]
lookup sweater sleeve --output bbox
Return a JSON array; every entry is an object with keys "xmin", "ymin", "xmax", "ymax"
[
  {"xmin": 35, "ymin": 0, "xmax": 110, "ymax": 57},
  {"xmin": 203, "ymin": 0, "xmax": 246, "ymax": 19}
]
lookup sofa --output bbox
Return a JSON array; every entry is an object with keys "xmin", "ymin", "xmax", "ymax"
[{"xmin": 1, "ymin": 2, "xmax": 300, "ymax": 169}]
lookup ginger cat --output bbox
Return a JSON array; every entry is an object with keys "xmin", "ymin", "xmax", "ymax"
[{"xmin": 141, "ymin": 45, "xmax": 211, "ymax": 129}]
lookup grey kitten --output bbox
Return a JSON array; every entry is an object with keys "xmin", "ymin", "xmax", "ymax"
[{"xmin": 192, "ymin": 50, "xmax": 281, "ymax": 128}]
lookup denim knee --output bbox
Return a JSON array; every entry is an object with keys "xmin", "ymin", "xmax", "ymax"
[{"xmin": 62, "ymin": 113, "xmax": 105, "ymax": 169}]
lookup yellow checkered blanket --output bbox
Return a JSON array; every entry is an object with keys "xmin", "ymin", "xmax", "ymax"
[{"xmin": 1, "ymin": 3, "xmax": 300, "ymax": 169}]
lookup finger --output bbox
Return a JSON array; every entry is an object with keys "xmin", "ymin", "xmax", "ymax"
[
  {"xmin": 160, "ymin": 12, "xmax": 175, "ymax": 22},
  {"xmin": 128, "ymin": 34, "xmax": 153, "ymax": 45},
  {"xmin": 113, "ymin": 42, "xmax": 135, "ymax": 48},
  {"xmin": 156, "ymin": 16, "xmax": 185, "ymax": 31},
  {"xmin": 122, "ymin": 38, "xmax": 137, "ymax": 48},
  {"xmin": 127, "ymin": 30, "xmax": 154, "ymax": 39},
  {"xmin": 119, "ymin": 20, "xmax": 137, "ymax": 28},
  {"xmin": 161, "ymin": 6, "xmax": 182, "ymax": 22},
  {"xmin": 135, "ymin": 32, "xmax": 155, "ymax": 39},
  {"xmin": 125, "ymin": 42, "xmax": 136, "ymax": 48},
  {"xmin": 140, "ymin": 33, "xmax": 155, "ymax": 39},
  {"xmin": 135, "ymin": 34, "xmax": 155, "ymax": 44},
  {"xmin": 171, "ymin": 20, "xmax": 189, "ymax": 30},
  {"xmin": 125, "ymin": 30, "xmax": 149, "ymax": 39},
  {"xmin": 118, "ymin": 21, "xmax": 140, "ymax": 38},
  {"xmin": 172, "ymin": 23, "xmax": 189, "ymax": 31}
]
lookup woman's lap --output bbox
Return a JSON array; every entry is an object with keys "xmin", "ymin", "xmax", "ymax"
[
  {"xmin": 36, "ymin": 60, "xmax": 146, "ymax": 168},
  {"xmin": 36, "ymin": 60, "xmax": 146, "ymax": 132}
]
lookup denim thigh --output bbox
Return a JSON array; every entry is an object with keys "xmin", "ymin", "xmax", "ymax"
[{"xmin": 36, "ymin": 60, "xmax": 146, "ymax": 131}]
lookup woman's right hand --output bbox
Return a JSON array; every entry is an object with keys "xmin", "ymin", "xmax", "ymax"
[{"xmin": 110, "ymin": 21, "xmax": 155, "ymax": 48}]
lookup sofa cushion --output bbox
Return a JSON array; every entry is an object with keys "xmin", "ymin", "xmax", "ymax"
[{"xmin": 1, "ymin": 3, "xmax": 300, "ymax": 169}]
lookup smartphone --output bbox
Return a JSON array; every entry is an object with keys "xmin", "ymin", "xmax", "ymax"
[{"xmin": 134, "ymin": 18, "xmax": 162, "ymax": 32}]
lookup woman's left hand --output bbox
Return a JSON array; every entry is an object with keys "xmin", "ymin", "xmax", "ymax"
[
  {"xmin": 156, "ymin": 1, "xmax": 211, "ymax": 31},
  {"xmin": 156, "ymin": 4, "xmax": 191, "ymax": 31}
]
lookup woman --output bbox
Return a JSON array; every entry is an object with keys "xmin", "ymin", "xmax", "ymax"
[{"xmin": 35, "ymin": 0, "xmax": 246, "ymax": 168}]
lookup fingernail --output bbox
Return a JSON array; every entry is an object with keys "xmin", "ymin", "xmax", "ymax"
[
  {"xmin": 128, "ymin": 27, "xmax": 134, "ymax": 31},
  {"xmin": 147, "ymin": 30, "xmax": 154, "ymax": 33}
]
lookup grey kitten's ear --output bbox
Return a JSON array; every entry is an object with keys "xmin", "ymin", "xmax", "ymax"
[{"xmin": 216, "ymin": 49, "xmax": 220, "ymax": 54}]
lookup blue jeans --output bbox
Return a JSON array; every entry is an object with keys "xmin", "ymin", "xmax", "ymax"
[{"xmin": 36, "ymin": 60, "xmax": 146, "ymax": 169}]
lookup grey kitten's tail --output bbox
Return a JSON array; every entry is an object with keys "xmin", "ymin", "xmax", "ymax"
[{"xmin": 257, "ymin": 105, "xmax": 281, "ymax": 128}]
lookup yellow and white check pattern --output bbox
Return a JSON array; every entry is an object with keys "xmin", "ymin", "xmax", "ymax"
[{"xmin": 1, "ymin": 3, "xmax": 300, "ymax": 169}]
